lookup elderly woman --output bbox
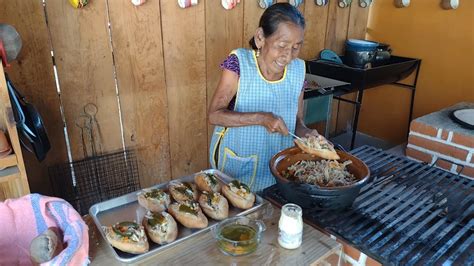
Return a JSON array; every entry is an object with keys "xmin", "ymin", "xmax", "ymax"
[{"xmin": 208, "ymin": 3, "xmax": 325, "ymax": 193}]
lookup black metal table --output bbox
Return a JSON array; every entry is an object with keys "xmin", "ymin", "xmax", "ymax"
[
  {"xmin": 305, "ymin": 56, "xmax": 422, "ymax": 149},
  {"xmin": 264, "ymin": 145, "xmax": 473, "ymax": 266}
]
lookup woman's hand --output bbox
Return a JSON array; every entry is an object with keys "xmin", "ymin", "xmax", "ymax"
[{"xmin": 259, "ymin": 113, "xmax": 289, "ymax": 135}]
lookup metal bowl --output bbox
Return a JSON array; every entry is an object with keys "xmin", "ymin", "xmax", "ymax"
[{"xmin": 269, "ymin": 147, "xmax": 370, "ymax": 210}]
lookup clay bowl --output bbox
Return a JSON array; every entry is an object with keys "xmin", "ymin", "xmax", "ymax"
[{"xmin": 269, "ymin": 147, "xmax": 370, "ymax": 210}]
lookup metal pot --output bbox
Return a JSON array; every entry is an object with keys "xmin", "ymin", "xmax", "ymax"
[
  {"xmin": 344, "ymin": 39, "xmax": 391, "ymax": 68},
  {"xmin": 269, "ymin": 147, "xmax": 370, "ymax": 210}
]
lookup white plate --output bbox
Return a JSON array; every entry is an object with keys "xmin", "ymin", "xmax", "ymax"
[{"xmin": 452, "ymin": 108, "xmax": 474, "ymax": 128}]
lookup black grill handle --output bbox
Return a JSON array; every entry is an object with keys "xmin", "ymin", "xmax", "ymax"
[{"xmin": 430, "ymin": 157, "xmax": 464, "ymax": 176}]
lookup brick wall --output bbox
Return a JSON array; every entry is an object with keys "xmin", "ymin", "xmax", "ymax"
[{"xmin": 406, "ymin": 103, "xmax": 474, "ymax": 178}]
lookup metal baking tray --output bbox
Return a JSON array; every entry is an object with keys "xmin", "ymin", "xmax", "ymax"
[{"xmin": 89, "ymin": 169, "xmax": 265, "ymax": 264}]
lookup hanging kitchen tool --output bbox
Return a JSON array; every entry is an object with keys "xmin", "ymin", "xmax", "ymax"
[
  {"xmin": 0, "ymin": 24, "xmax": 22, "ymax": 68},
  {"xmin": 178, "ymin": 0, "xmax": 198, "ymax": 8},
  {"xmin": 394, "ymin": 0, "xmax": 410, "ymax": 8},
  {"xmin": 315, "ymin": 0, "xmax": 329, "ymax": 6},
  {"xmin": 359, "ymin": 0, "xmax": 372, "ymax": 8},
  {"xmin": 131, "ymin": 0, "xmax": 147, "ymax": 6},
  {"xmin": 289, "ymin": 0, "xmax": 304, "ymax": 8},
  {"xmin": 221, "ymin": 0, "xmax": 240, "ymax": 10},
  {"xmin": 258, "ymin": 0, "xmax": 275, "ymax": 9},
  {"xmin": 49, "ymin": 149, "xmax": 141, "ymax": 215},
  {"xmin": 338, "ymin": 0, "xmax": 352, "ymax": 8},
  {"xmin": 6, "ymin": 75, "xmax": 51, "ymax": 161},
  {"xmin": 441, "ymin": 0, "xmax": 459, "ymax": 9},
  {"xmin": 83, "ymin": 103, "xmax": 103, "ymax": 156},
  {"xmin": 75, "ymin": 115, "xmax": 93, "ymax": 158}
]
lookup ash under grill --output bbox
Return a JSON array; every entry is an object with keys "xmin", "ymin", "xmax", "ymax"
[{"xmin": 264, "ymin": 145, "xmax": 473, "ymax": 266}]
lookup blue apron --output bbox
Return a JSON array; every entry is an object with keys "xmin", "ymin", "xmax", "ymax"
[{"xmin": 209, "ymin": 48, "xmax": 305, "ymax": 192}]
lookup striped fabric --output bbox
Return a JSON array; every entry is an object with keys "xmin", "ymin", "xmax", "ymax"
[
  {"xmin": 210, "ymin": 48, "xmax": 305, "ymax": 192},
  {"xmin": 0, "ymin": 194, "xmax": 89, "ymax": 265}
]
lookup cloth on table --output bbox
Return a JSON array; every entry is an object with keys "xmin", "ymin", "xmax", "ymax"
[{"xmin": 0, "ymin": 193, "xmax": 89, "ymax": 265}]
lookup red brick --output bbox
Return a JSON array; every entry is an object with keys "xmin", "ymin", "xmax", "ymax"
[
  {"xmin": 367, "ymin": 256, "xmax": 382, "ymax": 266},
  {"xmin": 408, "ymin": 135, "xmax": 469, "ymax": 161},
  {"xmin": 410, "ymin": 120, "xmax": 438, "ymax": 137},
  {"xmin": 460, "ymin": 165, "xmax": 474, "ymax": 178},
  {"xmin": 441, "ymin": 130, "xmax": 449, "ymax": 140},
  {"xmin": 341, "ymin": 242, "xmax": 381, "ymax": 266},
  {"xmin": 435, "ymin": 159, "xmax": 460, "ymax": 173},
  {"xmin": 452, "ymin": 132, "xmax": 474, "ymax": 149},
  {"xmin": 406, "ymin": 147, "xmax": 433, "ymax": 163},
  {"xmin": 342, "ymin": 243, "xmax": 361, "ymax": 261}
]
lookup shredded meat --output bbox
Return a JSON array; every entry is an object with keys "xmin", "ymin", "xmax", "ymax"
[
  {"xmin": 286, "ymin": 160, "xmax": 357, "ymax": 187},
  {"xmin": 298, "ymin": 135, "xmax": 334, "ymax": 151}
]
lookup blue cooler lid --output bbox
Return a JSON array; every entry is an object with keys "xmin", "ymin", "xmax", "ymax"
[{"xmin": 346, "ymin": 39, "xmax": 378, "ymax": 51}]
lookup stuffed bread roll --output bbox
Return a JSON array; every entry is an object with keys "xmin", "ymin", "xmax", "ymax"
[
  {"xmin": 222, "ymin": 180, "xmax": 255, "ymax": 210},
  {"xmin": 143, "ymin": 211, "xmax": 178, "ymax": 245},
  {"xmin": 194, "ymin": 172, "xmax": 221, "ymax": 193},
  {"xmin": 168, "ymin": 201, "xmax": 208, "ymax": 229},
  {"xmin": 198, "ymin": 191, "xmax": 229, "ymax": 220},
  {"xmin": 103, "ymin": 221, "xmax": 149, "ymax": 254},
  {"xmin": 168, "ymin": 181, "xmax": 198, "ymax": 202},
  {"xmin": 137, "ymin": 188, "xmax": 171, "ymax": 212},
  {"xmin": 294, "ymin": 135, "xmax": 340, "ymax": 160}
]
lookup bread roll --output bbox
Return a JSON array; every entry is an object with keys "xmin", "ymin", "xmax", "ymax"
[
  {"xmin": 294, "ymin": 135, "xmax": 340, "ymax": 160},
  {"xmin": 143, "ymin": 211, "xmax": 178, "ymax": 245},
  {"xmin": 137, "ymin": 188, "xmax": 171, "ymax": 212},
  {"xmin": 222, "ymin": 180, "xmax": 255, "ymax": 209},
  {"xmin": 194, "ymin": 172, "xmax": 221, "ymax": 193},
  {"xmin": 168, "ymin": 181, "xmax": 198, "ymax": 202},
  {"xmin": 198, "ymin": 191, "xmax": 229, "ymax": 220},
  {"xmin": 104, "ymin": 221, "xmax": 149, "ymax": 254},
  {"xmin": 30, "ymin": 227, "xmax": 64, "ymax": 263},
  {"xmin": 168, "ymin": 201, "xmax": 208, "ymax": 229}
]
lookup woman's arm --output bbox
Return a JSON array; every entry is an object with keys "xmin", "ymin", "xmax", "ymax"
[
  {"xmin": 295, "ymin": 89, "xmax": 319, "ymax": 137},
  {"xmin": 208, "ymin": 69, "xmax": 288, "ymax": 135}
]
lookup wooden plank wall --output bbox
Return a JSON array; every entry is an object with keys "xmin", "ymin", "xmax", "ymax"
[{"xmin": 0, "ymin": 0, "xmax": 370, "ymax": 195}]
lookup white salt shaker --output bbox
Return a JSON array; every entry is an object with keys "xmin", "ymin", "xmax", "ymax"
[{"xmin": 278, "ymin": 203, "xmax": 303, "ymax": 249}]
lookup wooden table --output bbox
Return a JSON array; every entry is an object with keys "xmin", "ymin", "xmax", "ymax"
[{"xmin": 88, "ymin": 202, "xmax": 342, "ymax": 265}]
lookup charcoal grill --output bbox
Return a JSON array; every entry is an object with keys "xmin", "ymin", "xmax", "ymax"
[{"xmin": 264, "ymin": 145, "xmax": 473, "ymax": 266}]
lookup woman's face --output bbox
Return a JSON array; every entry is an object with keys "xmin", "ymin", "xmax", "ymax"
[{"xmin": 258, "ymin": 22, "xmax": 304, "ymax": 76}]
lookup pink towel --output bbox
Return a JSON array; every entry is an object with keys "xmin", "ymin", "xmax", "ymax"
[{"xmin": 0, "ymin": 194, "xmax": 89, "ymax": 265}]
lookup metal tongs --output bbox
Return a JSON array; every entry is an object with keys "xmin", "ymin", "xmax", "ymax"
[{"xmin": 288, "ymin": 131, "xmax": 306, "ymax": 144}]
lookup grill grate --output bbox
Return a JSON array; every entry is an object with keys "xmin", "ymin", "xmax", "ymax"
[
  {"xmin": 264, "ymin": 145, "xmax": 473, "ymax": 266},
  {"xmin": 49, "ymin": 149, "xmax": 141, "ymax": 215}
]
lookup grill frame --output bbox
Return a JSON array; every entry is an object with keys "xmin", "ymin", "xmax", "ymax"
[{"xmin": 264, "ymin": 145, "xmax": 473, "ymax": 266}]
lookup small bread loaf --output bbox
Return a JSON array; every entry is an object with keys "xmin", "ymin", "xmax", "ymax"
[
  {"xmin": 137, "ymin": 188, "xmax": 171, "ymax": 212},
  {"xmin": 168, "ymin": 201, "xmax": 208, "ymax": 229},
  {"xmin": 222, "ymin": 180, "xmax": 255, "ymax": 210},
  {"xmin": 30, "ymin": 227, "xmax": 64, "ymax": 264},
  {"xmin": 168, "ymin": 181, "xmax": 198, "ymax": 202},
  {"xmin": 294, "ymin": 135, "xmax": 340, "ymax": 160},
  {"xmin": 104, "ymin": 221, "xmax": 149, "ymax": 254},
  {"xmin": 143, "ymin": 211, "xmax": 178, "ymax": 245},
  {"xmin": 194, "ymin": 172, "xmax": 221, "ymax": 193},
  {"xmin": 198, "ymin": 191, "xmax": 229, "ymax": 220}
]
